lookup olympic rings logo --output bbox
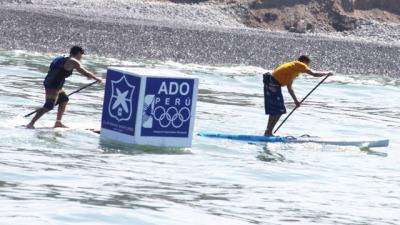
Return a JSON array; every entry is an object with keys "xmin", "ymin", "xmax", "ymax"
[{"xmin": 152, "ymin": 106, "xmax": 191, "ymax": 128}]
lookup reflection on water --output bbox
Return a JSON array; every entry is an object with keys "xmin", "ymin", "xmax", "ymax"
[
  {"xmin": 256, "ymin": 145, "xmax": 287, "ymax": 162},
  {"xmin": 99, "ymin": 138, "xmax": 191, "ymax": 155},
  {"xmin": 0, "ymin": 50, "xmax": 399, "ymax": 225}
]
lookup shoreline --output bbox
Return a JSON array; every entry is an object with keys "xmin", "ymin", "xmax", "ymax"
[{"xmin": 0, "ymin": 4, "xmax": 399, "ymax": 76}]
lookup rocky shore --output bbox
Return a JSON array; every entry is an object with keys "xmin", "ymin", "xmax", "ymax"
[{"xmin": 0, "ymin": 0, "xmax": 399, "ymax": 76}]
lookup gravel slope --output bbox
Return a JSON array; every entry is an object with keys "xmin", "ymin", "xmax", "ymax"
[{"xmin": 0, "ymin": 0, "xmax": 399, "ymax": 76}]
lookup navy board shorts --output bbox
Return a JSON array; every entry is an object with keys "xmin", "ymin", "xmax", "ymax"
[{"xmin": 263, "ymin": 73, "xmax": 286, "ymax": 115}]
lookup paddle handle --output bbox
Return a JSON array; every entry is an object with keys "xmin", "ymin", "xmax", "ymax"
[
  {"xmin": 24, "ymin": 81, "xmax": 99, "ymax": 118},
  {"xmin": 274, "ymin": 75, "xmax": 330, "ymax": 134}
]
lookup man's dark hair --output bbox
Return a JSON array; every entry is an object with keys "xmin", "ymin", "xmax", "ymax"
[
  {"xmin": 298, "ymin": 55, "xmax": 310, "ymax": 63},
  {"xmin": 70, "ymin": 46, "xmax": 85, "ymax": 55}
]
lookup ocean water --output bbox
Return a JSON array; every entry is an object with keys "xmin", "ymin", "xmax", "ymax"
[{"xmin": 0, "ymin": 50, "xmax": 399, "ymax": 225}]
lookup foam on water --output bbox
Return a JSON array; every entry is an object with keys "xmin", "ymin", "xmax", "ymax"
[{"xmin": 0, "ymin": 50, "xmax": 399, "ymax": 225}]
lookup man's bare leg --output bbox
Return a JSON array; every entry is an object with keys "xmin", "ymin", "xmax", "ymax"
[
  {"xmin": 26, "ymin": 108, "xmax": 51, "ymax": 129},
  {"xmin": 264, "ymin": 115, "xmax": 282, "ymax": 136},
  {"xmin": 27, "ymin": 89, "xmax": 59, "ymax": 129},
  {"xmin": 54, "ymin": 101, "xmax": 69, "ymax": 128}
]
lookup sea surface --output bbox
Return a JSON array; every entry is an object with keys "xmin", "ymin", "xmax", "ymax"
[{"xmin": 0, "ymin": 50, "xmax": 399, "ymax": 225}]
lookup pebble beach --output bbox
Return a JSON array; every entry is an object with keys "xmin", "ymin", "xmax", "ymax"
[{"xmin": 1, "ymin": 0, "xmax": 400, "ymax": 76}]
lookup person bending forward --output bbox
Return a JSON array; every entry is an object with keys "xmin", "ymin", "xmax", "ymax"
[
  {"xmin": 27, "ymin": 46, "xmax": 102, "ymax": 129},
  {"xmin": 263, "ymin": 55, "xmax": 333, "ymax": 136}
]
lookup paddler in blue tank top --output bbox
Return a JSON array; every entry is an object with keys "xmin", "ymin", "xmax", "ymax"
[{"xmin": 27, "ymin": 46, "xmax": 103, "ymax": 129}]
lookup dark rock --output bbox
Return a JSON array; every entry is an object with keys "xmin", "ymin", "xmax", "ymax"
[
  {"xmin": 263, "ymin": 13, "xmax": 278, "ymax": 22},
  {"xmin": 306, "ymin": 22, "xmax": 314, "ymax": 32},
  {"xmin": 331, "ymin": 15, "xmax": 358, "ymax": 31}
]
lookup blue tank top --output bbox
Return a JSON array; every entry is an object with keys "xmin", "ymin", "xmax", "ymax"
[{"xmin": 43, "ymin": 56, "xmax": 73, "ymax": 89}]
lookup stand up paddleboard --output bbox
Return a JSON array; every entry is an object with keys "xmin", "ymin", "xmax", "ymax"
[{"xmin": 198, "ymin": 132, "xmax": 389, "ymax": 148}]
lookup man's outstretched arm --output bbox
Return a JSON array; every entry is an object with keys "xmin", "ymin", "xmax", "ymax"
[
  {"xmin": 72, "ymin": 59, "xmax": 102, "ymax": 82},
  {"xmin": 305, "ymin": 69, "xmax": 334, "ymax": 77}
]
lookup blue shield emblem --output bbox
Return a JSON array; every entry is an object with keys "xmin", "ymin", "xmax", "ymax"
[{"xmin": 108, "ymin": 75, "xmax": 136, "ymax": 122}]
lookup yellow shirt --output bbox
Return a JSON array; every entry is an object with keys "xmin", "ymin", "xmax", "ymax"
[{"xmin": 272, "ymin": 61, "xmax": 310, "ymax": 86}]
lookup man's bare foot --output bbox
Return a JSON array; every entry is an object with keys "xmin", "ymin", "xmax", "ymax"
[
  {"xmin": 264, "ymin": 132, "xmax": 275, "ymax": 137},
  {"xmin": 54, "ymin": 121, "xmax": 69, "ymax": 128},
  {"xmin": 26, "ymin": 123, "xmax": 35, "ymax": 129}
]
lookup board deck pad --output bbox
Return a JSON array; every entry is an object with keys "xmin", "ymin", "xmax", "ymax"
[{"xmin": 198, "ymin": 132, "xmax": 389, "ymax": 148}]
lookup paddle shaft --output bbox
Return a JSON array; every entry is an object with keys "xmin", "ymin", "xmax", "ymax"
[
  {"xmin": 274, "ymin": 75, "xmax": 330, "ymax": 134},
  {"xmin": 24, "ymin": 81, "xmax": 99, "ymax": 118}
]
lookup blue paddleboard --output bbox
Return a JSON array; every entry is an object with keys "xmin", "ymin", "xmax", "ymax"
[
  {"xmin": 197, "ymin": 132, "xmax": 389, "ymax": 148},
  {"xmin": 198, "ymin": 131, "xmax": 289, "ymax": 143}
]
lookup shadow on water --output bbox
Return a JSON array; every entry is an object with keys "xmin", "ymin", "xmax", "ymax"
[
  {"xmin": 254, "ymin": 144, "xmax": 287, "ymax": 163},
  {"xmin": 254, "ymin": 143, "xmax": 389, "ymax": 162},
  {"xmin": 99, "ymin": 138, "xmax": 192, "ymax": 155},
  {"xmin": 359, "ymin": 146, "xmax": 388, "ymax": 157}
]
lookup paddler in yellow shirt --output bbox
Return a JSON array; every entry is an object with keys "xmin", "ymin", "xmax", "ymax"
[{"xmin": 263, "ymin": 55, "xmax": 333, "ymax": 136}]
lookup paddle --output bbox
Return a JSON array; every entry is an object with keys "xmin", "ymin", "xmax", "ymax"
[
  {"xmin": 274, "ymin": 75, "xmax": 330, "ymax": 134},
  {"xmin": 24, "ymin": 80, "xmax": 99, "ymax": 118}
]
